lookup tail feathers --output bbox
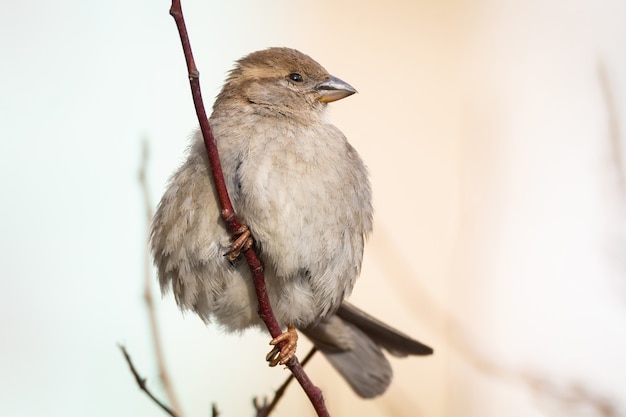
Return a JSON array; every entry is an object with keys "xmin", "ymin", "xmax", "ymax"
[
  {"xmin": 336, "ymin": 301, "xmax": 433, "ymax": 357},
  {"xmin": 302, "ymin": 315, "xmax": 393, "ymax": 398},
  {"xmin": 301, "ymin": 302, "xmax": 433, "ymax": 398}
]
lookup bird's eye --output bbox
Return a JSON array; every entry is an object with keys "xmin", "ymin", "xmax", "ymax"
[{"xmin": 288, "ymin": 72, "xmax": 303, "ymax": 83}]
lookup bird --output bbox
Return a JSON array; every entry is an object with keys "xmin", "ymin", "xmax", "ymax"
[{"xmin": 151, "ymin": 47, "xmax": 433, "ymax": 398}]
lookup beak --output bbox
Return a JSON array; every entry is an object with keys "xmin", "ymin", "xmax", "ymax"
[{"xmin": 315, "ymin": 75, "xmax": 357, "ymax": 103}]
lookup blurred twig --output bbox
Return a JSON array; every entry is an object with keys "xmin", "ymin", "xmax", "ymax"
[
  {"xmin": 527, "ymin": 376, "xmax": 619, "ymax": 417},
  {"xmin": 120, "ymin": 344, "xmax": 178, "ymax": 417},
  {"xmin": 596, "ymin": 59, "xmax": 626, "ymax": 304},
  {"xmin": 597, "ymin": 59, "xmax": 625, "ymax": 194},
  {"xmin": 138, "ymin": 139, "xmax": 184, "ymax": 415},
  {"xmin": 371, "ymin": 228, "xmax": 624, "ymax": 417}
]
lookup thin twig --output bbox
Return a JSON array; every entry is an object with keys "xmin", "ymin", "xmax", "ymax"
[
  {"xmin": 376, "ymin": 220, "xmax": 625, "ymax": 416},
  {"xmin": 526, "ymin": 375, "xmax": 621, "ymax": 417},
  {"xmin": 138, "ymin": 139, "xmax": 184, "ymax": 415},
  {"xmin": 167, "ymin": 2, "xmax": 329, "ymax": 416},
  {"xmin": 254, "ymin": 348, "xmax": 318, "ymax": 417},
  {"xmin": 119, "ymin": 344, "xmax": 178, "ymax": 417},
  {"xmin": 597, "ymin": 60, "xmax": 625, "ymax": 194}
]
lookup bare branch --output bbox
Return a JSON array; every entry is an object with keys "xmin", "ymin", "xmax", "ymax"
[
  {"xmin": 138, "ymin": 139, "xmax": 184, "ymax": 415},
  {"xmin": 167, "ymin": 2, "xmax": 329, "ymax": 416},
  {"xmin": 119, "ymin": 344, "xmax": 178, "ymax": 417},
  {"xmin": 254, "ymin": 348, "xmax": 318, "ymax": 417}
]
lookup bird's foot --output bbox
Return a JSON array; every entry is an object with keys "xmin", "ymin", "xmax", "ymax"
[
  {"xmin": 266, "ymin": 325, "xmax": 298, "ymax": 367},
  {"xmin": 226, "ymin": 225, "xmax": 253, "ymax": 261}
]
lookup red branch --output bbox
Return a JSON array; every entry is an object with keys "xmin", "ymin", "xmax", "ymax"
[{"xmin": 168, "ymin": 2, "xmax": 329, "ymax": 416}]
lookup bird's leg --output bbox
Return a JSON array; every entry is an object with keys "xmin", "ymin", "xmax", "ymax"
[
  {"xmin": 266, "ymin": 325, "xmax": 298, "ymax": 367},
  {"xmin": 226, "ymin": 225, "xmax": 253, "ymax": 261}
]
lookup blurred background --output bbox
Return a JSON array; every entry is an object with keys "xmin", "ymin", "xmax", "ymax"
[{"xmin": 1, "ymin": 0, "xmax": 625, "ymax": 416}]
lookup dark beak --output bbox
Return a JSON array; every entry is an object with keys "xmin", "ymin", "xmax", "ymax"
[{"xmin": 315, "ymin": 75, "xmax": 357, "ymax": 103}]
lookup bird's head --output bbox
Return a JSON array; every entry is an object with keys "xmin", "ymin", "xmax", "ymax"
[{"xmin": 215, "ymin": 47, "xmax": 356, "ymax": 118}]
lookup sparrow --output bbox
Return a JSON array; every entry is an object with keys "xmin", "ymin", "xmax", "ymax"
[{"xmin": 151, "ymin": 47, "xmax": 433, "ymax": 398}]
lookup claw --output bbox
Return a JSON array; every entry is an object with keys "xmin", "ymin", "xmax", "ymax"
[
  {"xmin": 226, "ymin": 225, "xmax": 253, "ymax": 261},
  {"xmin": 266, "ymin": 325, "xmax": 298, "ymax": 367}
]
